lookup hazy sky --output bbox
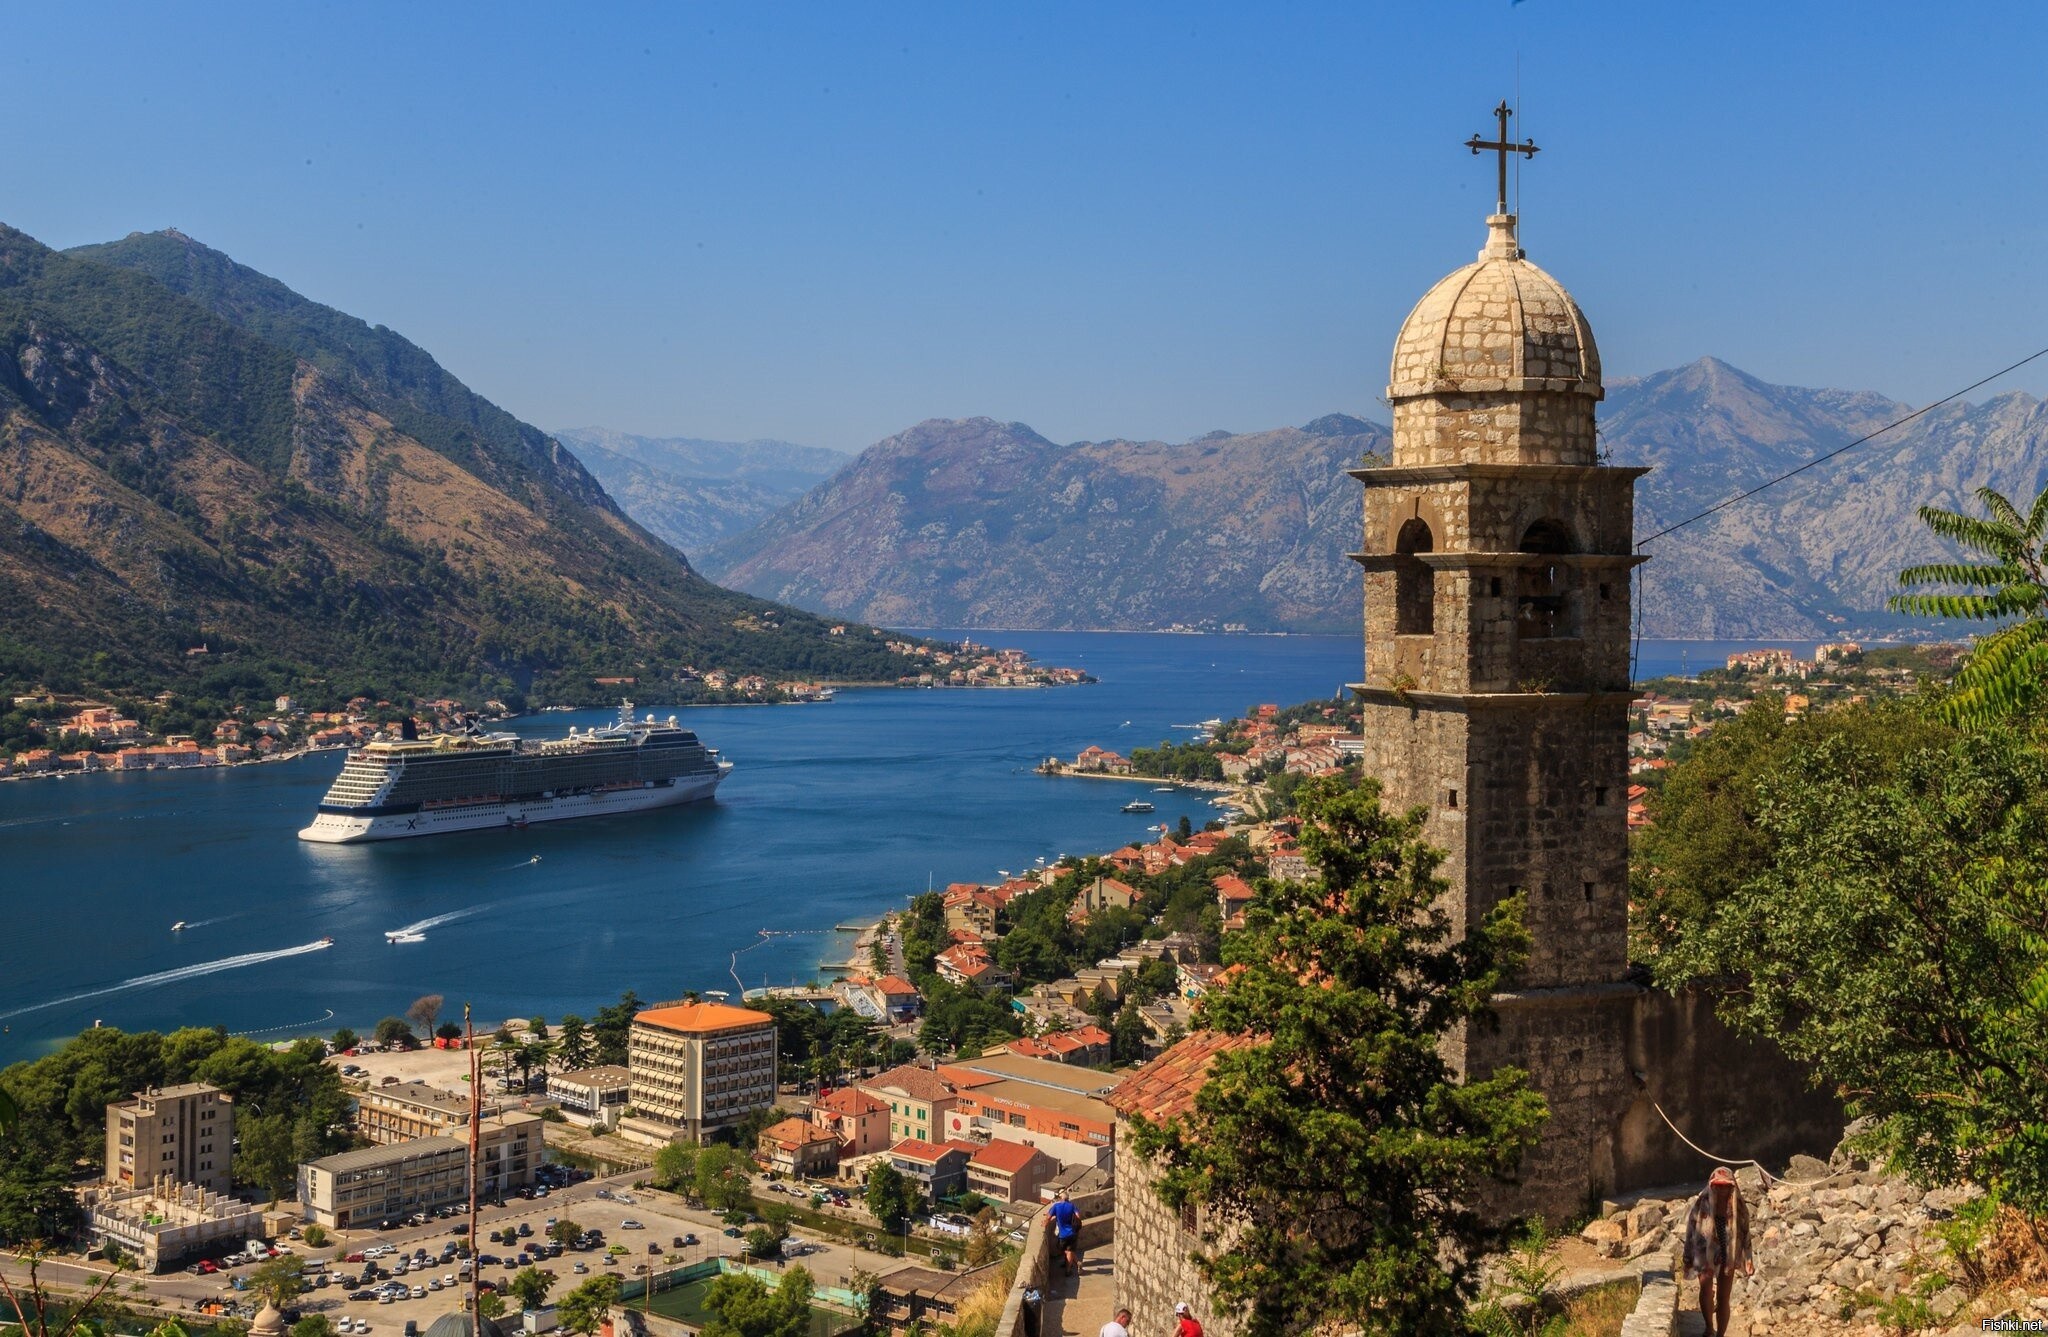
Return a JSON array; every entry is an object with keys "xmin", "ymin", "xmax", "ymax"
[{"xmin": 5, "ymin": 2, "xmax": 2045, "ymax": 451}]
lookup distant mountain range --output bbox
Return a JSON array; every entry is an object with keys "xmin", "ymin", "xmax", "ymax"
[
  {"xmin": 680, "ymin": 359, "xmax": 2048, "ymax": 639},
  {"xmin": 699, "ymin": 414, "xmax": 1387, "ymax": 632},
  {"xmin": 551, "ymin": 428, "xmax": 850, "ymax": 558},
  {"xmin": 0, "ymin": 224, "xmax": 924, "ymax": 703}
]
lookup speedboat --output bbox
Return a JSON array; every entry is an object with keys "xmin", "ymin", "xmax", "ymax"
[
  {"xmin": 171, "ymin": 921, "xmax": 187, "ymax": 932},
  {"xmin": 317, "ymin": 937, "xmax": 334, "ymax": 947}
]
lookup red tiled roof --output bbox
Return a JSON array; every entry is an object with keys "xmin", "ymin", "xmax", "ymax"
[
  {"xmin": 760, "ymin": 1116, "xmax": 837, "ymax": 1148},
  {"xmin": 968, "ymin": 1139, "xmax": 1043, "ymax": 1174},
  {"xmin": 863, "ymin": 1065, "xmax": 961, "ymax": 1103},
  {"xmin": 813, "ymin": 1087, "xmax": 887, "ymax": 1117},
  {"xmin": 874, "ymin": 976, "xmax": 919, "ymax": 996},
  {"xmin": 1106, "ymin": 1029, "xmax": 1259, "ymax": 1121},
  {"xmin": 634, "ymin": 1001, "xmax": 773, "ymax": 1034},
  {"xmin": 1212, "ymin": 874, "xmax": 1256, "ymax": 904}
]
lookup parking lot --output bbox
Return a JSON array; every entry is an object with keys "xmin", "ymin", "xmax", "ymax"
[{"xmin": 143, "ymin": 1168, "xmax": 915, "ymax": 1334}]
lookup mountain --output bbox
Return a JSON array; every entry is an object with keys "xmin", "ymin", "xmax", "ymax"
[
  {"xmin": 699, "ymin": 415, "xmax": 1389, "ymax": 632},
  {"xmin": 551, "ymin": 427, "xmax": 850, "ymax": 557},
  {"xmin": 0, "ymin": 224, "xmax": 923, "ymax": 704},
  {"xmin": 701, "ymin": 360, "xmax": 2048, "ymax": 639},
  {"xmin": 1607, "ymin": 358, "xmax": 2048, "ymax": 638}
]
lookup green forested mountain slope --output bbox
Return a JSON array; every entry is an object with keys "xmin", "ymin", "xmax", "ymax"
[{"xmin": 0, "ymin": 224, "xmax": 922, "ymax": 705}]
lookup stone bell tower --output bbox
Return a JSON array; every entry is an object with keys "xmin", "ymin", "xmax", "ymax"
[{"xmin": 1351, "ymin": 105, "xmax": 1646, "ymax": 1217}]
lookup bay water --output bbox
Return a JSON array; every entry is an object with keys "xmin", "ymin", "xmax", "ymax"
[{"xmin": 0, "ymin": 633, "xmax": 1775, "ymax": 1061}]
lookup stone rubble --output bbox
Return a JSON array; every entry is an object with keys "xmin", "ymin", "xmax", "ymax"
[{"xmin": 1579, "ymin": 1151, "xmax": 2048, "ymax": 1336}]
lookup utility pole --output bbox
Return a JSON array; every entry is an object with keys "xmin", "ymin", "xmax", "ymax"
[{"xmin": 467, "ymin": 1005, "xmax": 481, "ymax": 1326}]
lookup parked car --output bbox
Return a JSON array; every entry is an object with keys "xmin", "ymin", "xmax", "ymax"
[
  {"xmin": 646, "ymin": 1243, "xmax": 660, "ymax": 1255},
  {"xmin": 450, "ymin": 1224, "xmax": 469, "ymax": 1236},
  {"xmin": 594, "ymin": 1189, "xmax": 612, "ymax": 1200},
  {"xmin": 614, "ymin": 1193, "xmax": 635, "ymax": 1205},
  {"xmin": 619, "ymin": 1220, "xmax": 643, "ymax": 1230},
  {"xmin": 516, "ymin": 1223, "xmax": 532, "ymax": 1238},
  {"xmin": 349, "ymin": 1290, "xmax": 376, "ymax": 1302},
  {"xmin": 571, "ymin": 1262, "xmax": 587, "ymax": 1275}
]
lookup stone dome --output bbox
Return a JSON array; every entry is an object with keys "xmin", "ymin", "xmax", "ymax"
[
  {"xmin": 1387, "ymin": 214, "xmax": 1601, "ymax": 402},
  {"xmin": 250, "ymin": 1305, "xmax": 286, "ymax": 1337}
]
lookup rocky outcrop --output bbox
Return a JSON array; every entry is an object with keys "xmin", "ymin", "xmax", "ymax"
[{"xmin": 1580, "ymin": 1148, "xmax": 2048, "ymax": 1336}]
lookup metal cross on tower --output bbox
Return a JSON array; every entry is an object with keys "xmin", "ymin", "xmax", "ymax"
[{"xmin": 1465, "ymin": 100, "xmax": 1538, "ymax": 215}]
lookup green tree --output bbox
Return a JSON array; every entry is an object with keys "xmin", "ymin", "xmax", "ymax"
[
  {"xmin": 700, "ymin": 1268, "xmax": 813, "ymax": 1337},
  {"xmin": 329, "ymin": 1028, "xmax": 359, "ymax": 1054},
  {"xmin": 301, "ymin": 1225, "xmax": 327, "ymax": 1249},
  {"xmin": 546, "ymin": 1218, "xmax": 583, "ymax": 1248},
  {"xmin": 695, "ymin": 1144, "xmax": 754, "ymax": 1214},
  {"xmin": 290, "ymin": 1317, "xmax": 336, "ymax": 1337},
  {"xmin": 963, "ymin": 1207, "xmax": 1005, "ymax": 1267},
  {"xmin": 508, "ymin": 1266, "xmax": 556, "ymax": 1311},
  {"xmin": 590, "ymin": 991, "xmax": 643, "ymax": 1067},
  {"xmin": 556, "ymin": 1276, "xmax": 622, "ymax": 1336},
  {"xmin": 652, "ymin": 1143, "xmax": 699, "ymax": 1194},
  {"xmin": 1891, "ymin": 483, "xmax": 2048, "ymax": 725},
  {"xmin": 864, "ymin": 1161, "xmax": 919, "ymax": 1230},
  {"xmin": 0, "ymin": 1123, "xmax": 87, "ymax": 1243},
  {"xmin": 554, "ymin": 1015, "xmax": 594, "ymax": 1070},
  {"xmin": 247, "ymin": 1257, "xmax": 306, "ymax": 1309},
  {"xmin": 476, "ymin": 1293, "xmax": 507, "ymax": 1320},
  {"xmin": 1108, "ymin": 1003, "xmax": 1149, "ymax": 1064},
  {"xmin": 373, "ymin": 1017, "xmax": 414, "ymax": 1049},
  {"xmin": 1656, "ymin": 724, "xmax": 2048, "ymax": 1211},
  {"xmin": 1128, "ymin": 776, "xmax": 1548, "ymax": 1337},
  {"xmin": 235, "ymin": 1114, "xmax": 298, "ymax": 1202}
]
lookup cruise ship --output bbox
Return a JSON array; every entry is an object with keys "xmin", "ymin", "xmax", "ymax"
[{"xmin": 298, "ymin": 703, "xmax": 730, "ymax": 843}]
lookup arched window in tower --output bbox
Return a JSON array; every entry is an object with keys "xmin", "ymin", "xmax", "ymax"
[
  {"xmin": 1394, "ymin": 517, "xmax": 1435, "ymax": 635},
  {"xmin": 1516, "ymin": 519, "xmax": 1574, "ymax": 640}
]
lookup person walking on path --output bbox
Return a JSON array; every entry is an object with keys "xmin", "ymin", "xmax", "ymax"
[
  {"xmin": 1046, "ymin": 1191, "xmax": 1081, "ymax": 1277},
  {"xmin": 1099, "ymin": 1307, "xmax": 1132, "ymax": 1337},
  {"xmin": 1173, "ymin": 1301, "xmax": 1204, "ymax": 1337},
  {"xmin": 1682, "ymin": 1165, "xmax": 1754, "ymax": 1337}
]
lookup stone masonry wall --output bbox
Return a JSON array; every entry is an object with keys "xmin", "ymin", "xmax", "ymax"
[{"xmin": 1113, "ymin": 1119, "xmax": 1240, "ymax": 1337}]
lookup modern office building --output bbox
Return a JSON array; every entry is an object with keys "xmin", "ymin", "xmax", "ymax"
[
  {"xmin": 623, "ymin": 1002, "xmax": 777, "ymax": 1144},
  {"xmin": 549, "ymin": 1066, "xmax": 632, "ymax": 1125},
  {"xmin": 296, "ymin": 1113, "xmax": 542, "ymax": 1228},
  {"xmin": 105, "ymin": 1083, "xmax": 234, "ymax": 1196}
]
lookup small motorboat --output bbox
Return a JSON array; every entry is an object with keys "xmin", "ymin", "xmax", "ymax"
[
  {"xmin": 316, "ymin": 937, "xmax": 334, "ymax": 947},
  {"xmin": 1153, "ymin": 786, "xmax": 1174, "ymax": 792},
  {"xmin": 170, "ymin": 921, "xmax": 187, "ymax": 932},
  {"xmin": 388, "ymin": 932, "xmax": 426, "ymax": 944}
]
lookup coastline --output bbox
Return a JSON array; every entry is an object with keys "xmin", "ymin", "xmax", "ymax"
[{"xmin": 1037, "ymin": 763, "xmax": 1235, "ymax": 794}]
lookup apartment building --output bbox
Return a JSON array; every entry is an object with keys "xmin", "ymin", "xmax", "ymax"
[
  {"xmin": 856, "ymin": 1064, "xmax": 966, "ymax": 1146},
  {"xmin": 624, "ymin": 1002, "xmax": 777, "ymax": 1144},
  {"xmin": 937, "ymin": 1053, "xmax": 1118, "ymax": 1169},
  {"xmin": 105, "ymin": 1083, "xmax": 234, "ymax": 1195},
  {"xmin": 296, "ymin": 1112, "xmax": 542, "ymax": 1229},
  {"xmin": 354, "ymin": 1081, "xmax": 498, "ymax": 1145}
]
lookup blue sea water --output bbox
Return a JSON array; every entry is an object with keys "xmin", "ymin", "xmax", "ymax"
[{"xmin": 0, "ymin": 632, "xmax": 1781, "ymax": 1062}]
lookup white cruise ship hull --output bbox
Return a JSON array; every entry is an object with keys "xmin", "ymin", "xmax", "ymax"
[{"xmin": 298, "ymin": 772, "xmax": 724, "ymax": 844}]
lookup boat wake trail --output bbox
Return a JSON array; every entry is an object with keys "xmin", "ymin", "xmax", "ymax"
[
  {"xmin": 0, "ymin": 940, "xmax": 336, "ymax": 1021},
  {"xmin": 387, "ymin": 907, "xmax": 480, "ymax": 937}
]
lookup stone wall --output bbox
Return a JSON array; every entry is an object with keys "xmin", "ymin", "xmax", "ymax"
[{"xmin": 1113, "ymin": 1120, "xmax": 1239, "ymax": 1337}]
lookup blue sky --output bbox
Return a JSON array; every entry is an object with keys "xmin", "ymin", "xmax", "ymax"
[{"xmin": 4, "ymin": 2, "xmax": 2045, "ymax": 450}]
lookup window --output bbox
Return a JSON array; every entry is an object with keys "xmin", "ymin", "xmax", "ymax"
[
  {"xmin": 1393, "ymin": 517, "xmax": 1435, "ymax": 635},
  {"xmin": 1516, "ymin": 520, "xmax": 1574, "ymax": 639},
  {"xmin": 1446, "ymin": 788, "xmax": 1458, "ymax": 809},
  {"xmin": 1584, "ymin": 882, "xmax": 1595, "ymax": 902},
  {"xmin": 1595, "ymin": 786, "xmax": 1609, "ymax": 806}
]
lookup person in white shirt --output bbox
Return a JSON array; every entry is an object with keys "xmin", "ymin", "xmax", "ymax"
[{"xmin": 1099, "ymin": 1308, "xmax": 1133, "ymax": 1337}]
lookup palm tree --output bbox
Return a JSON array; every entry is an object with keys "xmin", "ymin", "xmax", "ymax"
[{"xmin": 1891, "ymin": 483, "xmax": 2048, "ymax": 725}]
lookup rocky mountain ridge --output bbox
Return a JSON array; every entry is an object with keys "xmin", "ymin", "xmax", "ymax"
[
  {"xmin": 701, "ymin": 414, "xmax": 1387, "ymax": 632},
  {"xmin": 695, "ymin": 360, "xmax": 2048, "ymax": 639}
]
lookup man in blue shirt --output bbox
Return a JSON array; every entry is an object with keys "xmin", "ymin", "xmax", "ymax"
[{"xmin": 1046, "ymin": 1191, "xmax": 1081, "ymax": 1276}]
